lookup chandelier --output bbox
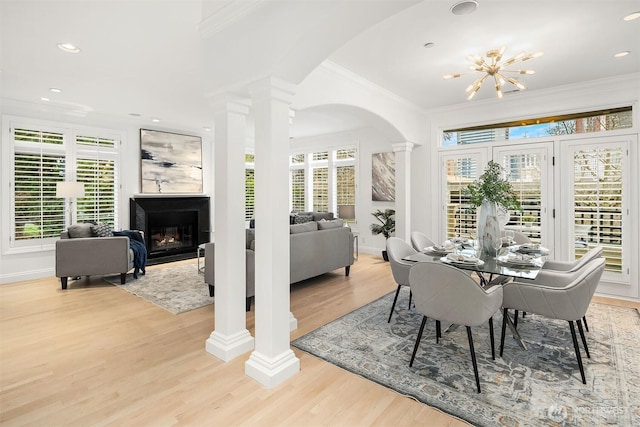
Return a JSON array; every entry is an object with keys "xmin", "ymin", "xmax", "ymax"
[{"xmin": 444, "ymin": 46, "xmax": 543, "ymax": 100}]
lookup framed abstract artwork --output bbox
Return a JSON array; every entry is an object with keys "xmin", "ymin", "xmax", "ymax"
[
  {"xmin": 140, "ymin": 129, "xmax": 203, "ymax": 194},
  {"xmin": 372, "ymin": 152, "xmax": 395, "ymax": 202}
]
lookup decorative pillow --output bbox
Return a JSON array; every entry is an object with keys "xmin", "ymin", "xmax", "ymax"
[
  {"xmin": 67, "ymin": 223, "xmax": 94, "ymax": 238},
  {"xmin": 290, "ymin": 221, "xmax": 318, "ymax": 234},
  {"xmin": 313, "ymin": 212, "xmax": 334, "ymax": 221},
  {"xmin": 317, "ymin": 219, "xmax": 344, "ymax": 230},
  {"xmin": 293, "ymin": 214, "xmax": 314, "ymax": 224},
  {"xmin": 91, "ymin": 222, "xmax": 113, "ymax": 237}
]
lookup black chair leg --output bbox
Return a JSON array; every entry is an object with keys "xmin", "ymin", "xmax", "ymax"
[
  {"xmin": 408, "ymin": 290, "xmax": 412, "ymax": 309},
  {"xmin": 436, "ymin": 320, "xmax": 441, "ymax": 343},
  {"xmin": 489, "ymin": 317, "xmax": 495, "ymax": 360},
  {"xmin": 245, "ymin": 296, "xmax": 253, "ymax": 312},
  {"xmin": 61, "ymin": 277, "xmax": 68, "ymax": 290},
  {"xmin": 466, "ymin": 326, "xmax": 481, "ymax": 393},
  {"xmin": 577, "ymin": 318, "xmax": 590, "ymax": 358},
  {"xmin": 500, "ymin": 308, "xmax": 508, "ymax": 357},
  {"xmin": 523, "ymin": 311, "xmax": 527, "ymax": 318},
  {"xmin": 208, "ymin": 284, "xmax": 215, "ymax": 297},
  {"xmin": 388, "ymin": 285, "xmax": 402, "ymax": 323},
  {"xmin": 514, "ymin": 310, "xmax": 519, "ymax": 328},
  {"xmin": 120, "ymin": 273, "xmax": 126, "ymax": 284},
  {"xmin": 583, "ymin": 315, "xmax": 589, "ymax": 332},
  {"xmin": 569, "ymin": 321, "xmax": 586, "ymax": 384},
  {"xmin": 410, "ymin": 316, "xmax": 427, "ymax": 367}
]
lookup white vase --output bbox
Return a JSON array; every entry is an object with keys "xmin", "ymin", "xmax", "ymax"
[{"xmin": 477, "ymin": 200, "xmax": 502, "ymax": 256}]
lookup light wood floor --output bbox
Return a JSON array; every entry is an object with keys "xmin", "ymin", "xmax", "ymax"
[{"xmin": 1, "ymin": 254, "xmax": 637, "ymax": 426}]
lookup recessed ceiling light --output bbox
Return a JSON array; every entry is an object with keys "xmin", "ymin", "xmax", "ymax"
[
  {"xmin": 623, "ymin": 11, "xmax": 640, "ymax": 21},
  {"xmin": 40, "ymin": 97, "xmax": 50, "ymax": 102},
  {"xmin": 203, "ymin": 127, "xmax": 212, "ymax": 131},
  {"xmin": 129, "ymin": 113, "xmax": 141, "ymax": 117},
  {"xmin": 50, "ymin": 88, "xmax": 62, "ymax": 93},
  {"xmin": 57, "ymin": 43, "xmax": 81, "ymax": 53},
  {"xmin": 614, "ymin": 51, "xmax": 630, "ymax": 58},
  {"xmin": 424, "ymin": 42, "xmax": 435, "ymax": 48},
  {"xmin": 151, "ymin": 118, "xmax": 160, "ymax": 123},
  {"xmin": 450, "ymin": 0, "xmax": 478, "ymax": 15}
]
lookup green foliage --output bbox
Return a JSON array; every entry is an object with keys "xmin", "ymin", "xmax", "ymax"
[
  {"xmin": 370, "ymin": 209, "xmax": 395, "ymax": 240},
  {"xmin": 467, "ymin": 161, "xmax": 522, "ymax": 211}
]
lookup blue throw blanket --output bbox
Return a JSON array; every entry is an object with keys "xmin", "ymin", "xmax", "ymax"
[{"xmin": 113, "ymin": 230, "xmax": 147, "ymax": 279}]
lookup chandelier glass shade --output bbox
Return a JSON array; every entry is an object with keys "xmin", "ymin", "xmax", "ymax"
[{"xmin": 444, "ymin": 46, "xmax": 543, "ymax": 100}]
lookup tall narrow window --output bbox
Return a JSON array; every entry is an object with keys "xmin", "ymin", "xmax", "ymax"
[
  {"xmin": 76, "ymin": 134, "xmax": 117, "ymax": 226},
  {"xmin": 313, "ymin": 167, "xmax": 328, "ymax": 212},
  {"xmin": 290, "ymin": 169, "xmax": 305, "ymax": 212},
  {"xmin": 13, "ymin": 128, "xmax": 66, "ymax": 243},
  {"xmin": 443, "ymin": 156, "xmax": 479, "ymax": 239},
  {"xmin": 245, "ymin": 154, "xmax": 255, "ymax": 221},
  {"xmin": 572, "ymin": 145, "xmax": 625, "ymax": 273}
]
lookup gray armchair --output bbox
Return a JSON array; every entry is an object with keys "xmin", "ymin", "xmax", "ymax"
[
  {"xmin": 408, "ymin": 262, "xmax": 503, "ymax": 393},
  {"xmin": 500, "ymin": 257, "xmax": 605, "ymax": 384},
  {"xmin": 55, "ymin": 225, "xmax": 137, "ymax": 289},
  {"xmin": 386, "ymin": 237, "xmax": 418, "ymax": 323}
]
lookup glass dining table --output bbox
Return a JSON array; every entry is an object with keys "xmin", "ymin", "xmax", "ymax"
[
  {"xmin": 403, "ymin": 243, "xmax": 546, "ymax": 285},
  {"xmin": 402, "ymin": 241, "xmax": 549, "ymax": 350}
]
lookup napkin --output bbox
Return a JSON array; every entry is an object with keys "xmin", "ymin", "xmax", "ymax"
[
  {"xmin": 501, "ymin": 253, "xmax": 535, "ymax": 264},
  {"xmin": 446, "ymin": 253, "xmax": 479, "ymax": 264}
]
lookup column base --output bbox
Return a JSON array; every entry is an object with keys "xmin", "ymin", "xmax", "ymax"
[
  {"xmin": 289, "ymin": 311, "xmax": 298, "ymax": 331},
  {"xmin": 245, "ymin": 349, "xmax": 300, "ymax": 388},
  {"xmin": 206, "ymin": 329, "xmax": 254, "ymax": 362}
]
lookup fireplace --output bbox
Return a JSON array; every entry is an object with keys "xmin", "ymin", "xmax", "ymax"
[{"xmin": 130, "ymin": 196, "xmax": 210, "ymax": 263}]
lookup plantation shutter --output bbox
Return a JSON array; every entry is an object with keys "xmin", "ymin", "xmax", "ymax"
[
  {"xmin": 12, "ymin": 128, "xmax": 66, "ymax": 243},
  {"xmin": 290, "ymin": 169, "xmax": 305, "ymax": 212},
  {"xmin": 75, "ymin": 134, "xmax": 118, "ymax": 227},
  {"xmin": 245, "ymin": 154, "xmax": 255, "ymax": 221},
  {"xmin": 570, "ymin": 144, "xmax": 626, "ymax": 275},
  {"xmin": 441, "ymin": 154, "xmax": 482, "ymax": 239}
]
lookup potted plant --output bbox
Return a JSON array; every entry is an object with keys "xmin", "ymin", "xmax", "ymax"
[
  {"xmin": 370, "ymin": 208, "xmax": 395, "ymax": 261},
  {"xmin": 467, "ymin": 161, "xmax": 521, "ymax": 255}
]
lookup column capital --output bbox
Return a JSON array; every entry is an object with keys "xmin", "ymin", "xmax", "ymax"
[
  {"xmin": 248, "ymin": 76, "xmax": 297, "ymax": 105},
  {"xmin": 209, "ymin": 94, "xmax": 251, "ymax": 116},
  {"xmin": 392, "ymin": 141, "xmax": 415, "ymax": 153}
]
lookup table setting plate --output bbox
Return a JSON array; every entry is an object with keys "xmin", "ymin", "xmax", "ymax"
[
  {"xmin": 441, "ymin": 254, "xmax": 484, "ymax": 267},
  {"xmin": 512, "ymin": 243, "xmax": 550, "ymax": 255},
  {"xmin": 497, "ymin": 254, "xmax": 538, "ymax": 268},
  {"xmin": 425, "ymin": 245, "xmax": 455, "ymax": 256}
]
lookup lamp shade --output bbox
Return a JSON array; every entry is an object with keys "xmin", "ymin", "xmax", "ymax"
[
  {"xmin": 338, "ymin": 204, "xmax": 355, "ymax": 220},
  {"xmin": 56, "ymin": 181, "xmax": 85, "ymax": 198}
]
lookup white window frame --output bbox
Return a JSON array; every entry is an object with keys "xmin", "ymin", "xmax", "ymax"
[{"xmin": 2, "ymin": 116, "xmax": 121, "ymax": 255}]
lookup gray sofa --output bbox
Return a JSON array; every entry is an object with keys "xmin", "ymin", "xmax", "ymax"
[
  {"xmin": 55, "ymin": 223, "xmax": 136, "ymax": 289},
  {"xmin": 205, "ymin": 218, "xmax": 354, "ymax": 311}
]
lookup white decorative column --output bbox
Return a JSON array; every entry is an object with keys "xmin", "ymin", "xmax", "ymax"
[
  {"xmin": 392, "ymin": 142, "xmax": 415, "ymax": 241},
  {"xmin": 206, "ymin": 96, "xmax": 255, "ymax": 361},
  {"xmin": 245, "ymin": 77, "xmax": 300, "ymax": 388}
]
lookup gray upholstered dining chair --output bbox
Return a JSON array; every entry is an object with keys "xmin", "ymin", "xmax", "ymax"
[
  {"xmin": 410, "ymin": 231, "xmax": 437, "ymax": 253},
  {"xmin": 386, "ymin": 237, "xmax": 418, "ymax": 323},
  {"xmin": 500, "ymin": 257, "xmax": 605, "ymax": 384},
  {"xmin": 408, "ymin": 262, "xmax": 503, "ymax": 393},
  {"xmin": 530, "ymin": 246, "xmax": 603, "ymax": 331}
]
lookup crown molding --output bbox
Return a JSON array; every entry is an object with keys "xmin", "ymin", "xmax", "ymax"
[{"xmin": 198, "ymin": 0, "xmax": 266, "ymax": 39}]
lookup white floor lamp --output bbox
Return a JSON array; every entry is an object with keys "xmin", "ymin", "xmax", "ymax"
[{"xmin": 56, "ymin": 181, "xmax": 85, "ymax": 227}]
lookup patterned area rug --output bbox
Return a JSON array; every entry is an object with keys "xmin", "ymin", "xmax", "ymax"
[
  {"xmin": 104, "ymin": 261, "xmax": 212, "ymax": 314},
  {"xmin": 292, "ymin": 291, "xmax": 640, "ymax": 426}
]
